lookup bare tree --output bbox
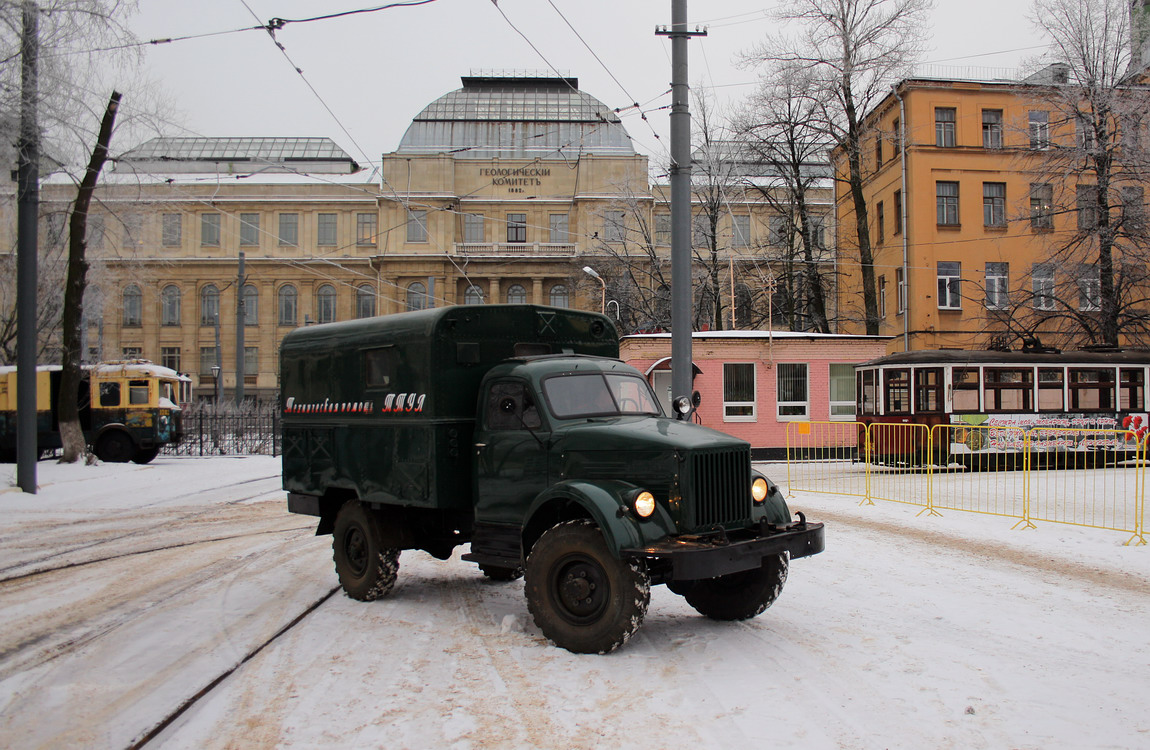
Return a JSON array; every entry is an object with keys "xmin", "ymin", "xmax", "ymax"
[
  {"xmin": 1014, "ymin": 0, "xmax": 1150, "ymax": 348},
  {"xmin": 744, "ymin": 0, "xmax": 932, "ymax": 335}
]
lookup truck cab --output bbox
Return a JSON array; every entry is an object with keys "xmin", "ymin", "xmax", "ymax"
[{"xmin": 282, "ymin": 305, "xmax": 823, "ymax": 653}]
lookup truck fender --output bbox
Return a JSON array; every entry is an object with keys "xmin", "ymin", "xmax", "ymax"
[
  {"xmin": 523, "ymin": 479, "xmax": 677, "ymax": 558},
  {"xmin": 753, "ymin": 468, "xmax": 792, "ymax": 526}
]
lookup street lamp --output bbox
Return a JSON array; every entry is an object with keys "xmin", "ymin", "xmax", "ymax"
[
  {"xmin": 210, "ymin": 364, "xmax": 222, "ymax": 404},
  {"xmin": 582, "ymin": 265, "xmax": 605, "ymax": 314}
]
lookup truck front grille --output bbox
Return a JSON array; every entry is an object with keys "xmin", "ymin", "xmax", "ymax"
[{"xmin": 687, "ymin": 447, "xmax": 752, "ymax": 529}]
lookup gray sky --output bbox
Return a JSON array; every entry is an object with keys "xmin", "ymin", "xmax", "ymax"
[{"xmin": 124, "ymin": 0, "xmax": 1046, "ymax": 176}]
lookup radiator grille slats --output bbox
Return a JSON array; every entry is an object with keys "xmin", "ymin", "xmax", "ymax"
[{"xmin": 688, "ymin": 448, "xmax": 751, "ymax": 529}]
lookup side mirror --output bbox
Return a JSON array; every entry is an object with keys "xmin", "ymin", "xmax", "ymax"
[{"xmin": 691, "ymin": 390, "xmax": 702, "ymax": 407}]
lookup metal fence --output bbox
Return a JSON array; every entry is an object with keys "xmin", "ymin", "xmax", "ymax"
[
  {"xmin": 786, "ymin": 421, "xmax": 1147, "ymax": 546},
  {"xmin": 163, "ymin": 403, "xmax": 281, "ymax": 457}
]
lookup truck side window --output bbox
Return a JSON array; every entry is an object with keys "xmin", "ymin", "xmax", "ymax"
[
  {"xmin": 99, "ymin": 382, "xmax": 121, "ymax": 407},
  {"xmin": 129, "ymin": 380, "xmax": 149, "ymax": 405},
  {"xmin": 365, "ymin": 347, "xmax": 397, "ymax": 388},
  {"xmin": 485, "ymin": 381, "xmax": 541, "ymax": 431}
]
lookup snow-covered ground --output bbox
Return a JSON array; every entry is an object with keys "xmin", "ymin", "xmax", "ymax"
[{"xmin": 0, "ymin": 456, "xmax": 1147, "ymax": 749}]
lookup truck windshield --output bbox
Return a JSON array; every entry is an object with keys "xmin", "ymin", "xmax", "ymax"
[{"xmin": 542, "ymin": 373, "xmax": 663, "ymax": 419}]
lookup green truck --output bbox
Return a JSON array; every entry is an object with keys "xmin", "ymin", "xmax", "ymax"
[{"xmin": 281, "ymin": 305, "xmax": 823, "ymax": 653}]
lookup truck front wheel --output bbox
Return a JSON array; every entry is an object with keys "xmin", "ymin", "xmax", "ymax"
[
  {"xmin": 333, "ymin": 501, "xmax": 400, "ymax": 601},
  {"xmin": 525, "ymin": 520, "xmax": 649, "ymax": 654},
  {"xmin": 679, "ymin": 553, "xmax": 789, "ymax": 621}
]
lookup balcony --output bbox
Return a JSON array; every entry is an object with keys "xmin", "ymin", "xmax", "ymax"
[{"xmin": 453, "ymin": 242, "xmax": 577, "ymax": 257}]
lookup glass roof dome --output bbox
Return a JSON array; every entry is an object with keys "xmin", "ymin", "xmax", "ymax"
[{"xmin": 396, "ymin": 75, "xmax": 636, "ymax": 159}]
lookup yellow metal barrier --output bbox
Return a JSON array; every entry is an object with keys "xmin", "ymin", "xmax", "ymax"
[
  {"xmin": 929, "ymin": 424, "xmax": 1029, "ymax": 520},
  {"xmin": 784, "ymin": 421, "xmax": 868, "ymax": 503},
  {"xmin": 864, "ymin": 422, "xmax": 932, "ymax": 512}
]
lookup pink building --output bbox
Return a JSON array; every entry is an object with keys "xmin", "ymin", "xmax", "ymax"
[{"xmin": 621, "ymin": 331, "xmax": 891, "ymax": 458}]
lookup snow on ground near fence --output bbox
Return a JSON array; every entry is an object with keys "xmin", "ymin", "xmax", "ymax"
[{"xmin": 0, "ymin": 456, "xmax": 1147, "ymax": 749}]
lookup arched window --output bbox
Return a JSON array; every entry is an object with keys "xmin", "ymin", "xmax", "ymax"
[
  {"xmin": 406, "ymin": 282, "xmax": 427, "ymax": 312},
  {"xmin": 200, "ymin": 284, "xmax": 219, "ymax": 326},
  {"xmin": 242, "ymin": 284, "xmax": 258, "ymax": 326},
  {"xmin": 464, "ymin": 285, "xmax": 484, "ymax": 305},
  {"xmin": 161, "ymin": 285, "xmax": 181, "ymax": 326},
  {"xmin": 278, "ymin": 285, "xmax": 298, "ymax": 326},
  {"xmin": 355, "ymin": 284, "xmax": 375, "ymax": 319},
  {"xmin": 506, "ymin": 284, "xmax": 527, "ymax": 304},
  {"xmin": 122, "ymin": 285, "xmax": 142, "ymax": 327},
  {"xmin": 735, "ymin": 284, "xmax": 753, "ymax": 328},
  {"xmin": 548, "ymin": 284, "xmax": 569, "ymax": 308},
  {"xmin": 316, "ymin": 284, "xmax": 337, "ymax": 324}
]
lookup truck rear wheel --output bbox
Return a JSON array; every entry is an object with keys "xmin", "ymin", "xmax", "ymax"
[
  {"xmin": 525, "ymin": 520, "xmax": 649, "ymax": 654},
  {"xmin": 333, "ymin": 501, "xmax": 400, "ymax": 601},
  {"xmin": 680, "ymin": 553, "xmax": 788, "ymax": 621}
]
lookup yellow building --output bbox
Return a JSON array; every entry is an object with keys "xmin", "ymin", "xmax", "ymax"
[{"xmin": 833, "ymin": 69, "xmax": 1150, "ymax": 354}]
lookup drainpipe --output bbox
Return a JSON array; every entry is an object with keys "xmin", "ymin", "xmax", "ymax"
[{"xmin": 894, "ymin": 84, "xmax": 910, "ymax": 352}]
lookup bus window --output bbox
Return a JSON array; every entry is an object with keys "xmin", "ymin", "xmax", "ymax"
[
  {"xmin": 857, "ymin": 369, "xmax": 877, "ymax": 415},
  {"xmin": 129, "ymin": 380, "xmax": 150, "ymax": 405},
  {"xmin": 1120, "ymin": 368, "xmax": 1144, "ymax": 411},
  {"xmin": 984, "ymin": 368, "xmax": 1033, "ymax": 412},
  {"xmin": 99, "ymin": 381, "xmax": 121, "ymax": 407},
  {"xmin": 1038, "ymin": 368, "xmax": 1064, "ymax": 411},
  {"xmin": 952, "ymin": 367, "xmax": 980, "ymax": 412},
  {"xmin": 914, "ymin": 368, "xmax": 943, "ymax": 413},
  {"xmin": 884, "ymin": 368, "xmax": 911, "ymax": 415},
  {"xmin": 1069, "ymin": 368, "xmax": 1115, "ymax": 411}
]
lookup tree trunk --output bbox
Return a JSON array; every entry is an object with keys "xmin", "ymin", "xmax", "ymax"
[
  {"xmin": 842, "ymin": 83, "xmax": 879, "ymax": 335},
  {"xmin": 58, "ymin": 90, "xmax": 120, "ymax": 463}
]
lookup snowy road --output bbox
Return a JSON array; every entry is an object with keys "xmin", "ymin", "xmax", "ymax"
[{"xmin": 0, "ymin": 456, "xmax": 1147, "ymax": 749}]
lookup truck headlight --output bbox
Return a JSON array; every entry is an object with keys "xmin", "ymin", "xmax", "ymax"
[
  {"xmin": 633, "ymin": 491, "xmax": 656, "ymax": 518},
  {"xmin": 751, "ymin": 477, "xmax": 769, "ymax": 504}
]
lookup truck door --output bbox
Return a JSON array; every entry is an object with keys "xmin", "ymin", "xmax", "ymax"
[{"xmin": 474, "ymin": 379, "xmax": 550, "ymax": 524}]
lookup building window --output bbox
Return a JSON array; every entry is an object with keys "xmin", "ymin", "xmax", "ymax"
[
  {"xmin": 1033, "ymin": 263, "xmax": 1056, "ymax": 310},
  {"xmin": 162, "ymin": 213, "xmax": 182, "ymax": 247},
  {"xmin": 463, "ymin": 213, "xmax": 485, "ymax": 244},
  {"xmin": 200, "ymin": 285, "xmax": 220, "ymax": 326},
  {"xmin": 122, "ymin": 285, "xmax": 142, "ymax": 327},
  {"xmin": 1077, "ymin": 115, "xmax": 1096, "ymax": 152},
  {"xmin": 982, "ymin": 109, "xmax": 1003, "ymax": 149},
  {"xmin": 983, "ymin": 182, "xmax": 1006, "ymax": 227},
  {"xmin": 723, "ymin": 362, "xmax": 756, "ymax": 421},
  {"xmin": 891, "ymin": 117, "xmax": 901, "ymax": 152},
  {"xmin": 506, "ymin": 284, "xmax": 527, "ymax": 304},
  {"xmin": 406, "ymin": 209, "xmax": 428, "ymax": 243},
  {"xmin": 244, "ymin": 347, "xmax": 258, "ymax": 377},
  {"xmin": 1078, "ymin": 264, "xmax": 1100, "ymax": 311},
  {"xmin": 604, "ymin": 211, "xmax": 626, "ymax": 242},
  {"xmin": 279, "ymin": 213, "xmax": 299, "ymax": 246},
  {"xmin": 896, "ymin": 268, "xmax": 907, "ymax": 314},
  {"xmin": 1077, "ymin": 184, "xmax": 1099, "ymax": 230},
  {"xmin": 200, "ymin": 346, "xmax": 218, "ymax": 376},
  {"xmin": 317, "ymin": 213, "xmax": 337, "ymax": 246},
  {"xmin": 1029, "ymin": 110, "xmax": 1050, "ymax": 149},
  {"xmin": 935, "ymin": 107, "xmax": 956, "ymax": 147},
  {"xmin": 875, "ymin": 134, "xmax": 884, "ymax": 167},
  {"xmin": 807, "ymin": 215, "xmax": 826, "ymax": 249},
  {"xmin": 463, "ymin": 285, "xmax": 484, "ymax": 305},
  {"xmin": 356, "ymin": 213, "xmax": 377, "ymax": 245},
  {"xmin": 121, "ymin": 213, "xmax": 142, "ymax": 249},
  {"xmin": 549, "ymin": 284, "xmax": 569, "ymax": 308},
  {"xmin": 161, "ymin": 346, "xmax": 180, "ymax": 373},
  {"xmin": 937, "ymin": 261, "xmax": 961, "ymax": 309},
  {"xmin": 122, "ymin": 346, "xmax": 142, "ymax": 360},
  {"xmin": 278, "ymin": 285, "xmax": 298, "ymax": 326},
  {"xmin": 316, "ymin": 284, "xmax": 336, "ymax": 324},
  {"xmin": 356, "ymin": 284, "xmax": 376, "ymax": 318},
  {"xmin": 1122, "ymin": 185, "xmax": 1146, "ymax": 233},
  {"xmin": 549, "ymin": 214, "xmax": 569, "ymax": 243},
  {"xmin": 161, "ymin": 285, "xmax": 181, "ymax": 326},
  {"xmin": 829, "ymin": 363, "xmax": 856, "ymax": 420},
  {"xmin": 406, "ymin": 282, "xmax": 428, "ymax": 312},
  {"xmin": 654, "ymin": 213, "xmax": 671, "ymax": 245},
  {"xmin": 893, "ymin": 190, "xmax": 902, "ymax": 235},
  {"xmin": 240, "ymin": 213, "xmax": 259, "ymax": 246},
  {"xmin": 1030, "ymin": 183, "xmax": 1054, "ymax": 229},
  {"xmin": 506, "ymin": 213, "xmax": 527, "ymax": 243},
  {"xmin": 878, "ymin": 275, "xmax": 887, "ymax": 318},
  {"xmin": 201, "ymin": 214, "xmax": 220, "ymax": 247},
  {"xmin": 734, "ymin": 284, "xmax": 752, "ymax": 327},
  {"xmin": 986, "ymin": 262, "xmax": 1009, "ymax": 310},
  {"xmin": 242, "ymin": 284, "xmax": 258, "ymax": 326},
  {"xmin": 936, "ymin": 181, "xmax": 959, "ymax": 225},
  {"xmin": 768, "ymin": 216, "xmax": 788, "ymax": 246},
  {"xmin": 732, "ymin": 214, "xmax": 751, "ymax": 247},
  {"xmin": 692, "ymin": 213, "xmax": 711, "ymax": 248},
  {"xmin": 777, "ymin": 363, "xmax": 808, "ymax": 420},
  {"xmin": 87, "ymin": 215, "xmax": 105, "ymax": 249},
  {"xmin": 876, "ymin": 200, "xmax": 885, "ymax": 243}
]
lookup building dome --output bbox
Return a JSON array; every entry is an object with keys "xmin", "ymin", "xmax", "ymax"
[{"xmin": 396, "ymin": 75, "xmax": 636, "ymax": 159}]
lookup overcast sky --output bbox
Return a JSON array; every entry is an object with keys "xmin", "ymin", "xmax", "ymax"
[{"xmin": 123, "ymin": 0, "xmax": 1048, "ymax": 177}]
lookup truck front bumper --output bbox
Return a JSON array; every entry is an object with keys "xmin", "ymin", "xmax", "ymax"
[{"xmin": 622, "ymin": 519, "xmax": 824, "ymax": 580}]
